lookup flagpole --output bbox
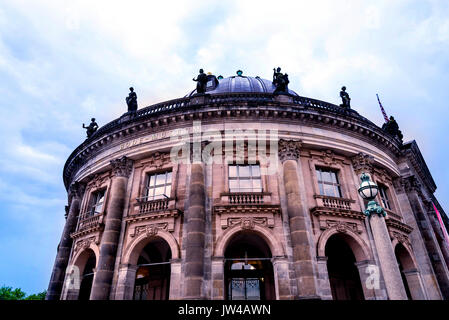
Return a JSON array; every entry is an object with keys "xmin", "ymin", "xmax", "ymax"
[{"xmin": 376, "ymin": 94, "xmax": 390, "ymax": 123}]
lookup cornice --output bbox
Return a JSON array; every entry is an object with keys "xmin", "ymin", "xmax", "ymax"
[{"xmin": 63, "ymin": 93, "xmax": 404, "ymax": 189}]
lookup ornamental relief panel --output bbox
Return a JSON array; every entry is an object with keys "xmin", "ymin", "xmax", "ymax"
[
  {"xmin": 129, "ymin": 222, "xmax": 169, "ymax": 238},
  {"xmin": 73, "ymin": 235, "xmax": 99, "ymax": 255},
  {"xmin": 319, "ymin": 219, "xmax": 362, "ymax": 234},
  {"xmin": 390, "ymin": 230, "xmax": 412, "ymax": 248},
  {"xmin": 225, "ymin": 217, "xmax": 271, "ymax": 230},
  {"xmin": 139, "ymin": 152, "xmax": 172, "ymax": 172}
]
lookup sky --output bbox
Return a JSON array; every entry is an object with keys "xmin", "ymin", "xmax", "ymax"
[{"xmin": 0, "ymin": 0, "xmax": 448, "ymax": 295}]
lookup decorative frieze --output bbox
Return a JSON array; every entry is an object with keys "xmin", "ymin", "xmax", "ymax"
[
  {"xmin": 110, "ymin": 156, "xmax": 134, "ymax": 178},
  {"xmin": 320, "ymin": 219, "xmax": 362, "ymax": 234},
  {"xmin": 73, "ymin": 236, "xmax": 99, "ymax": 254},
  {"xmin": 278, "ymin": 139, "xmax": 302, "ymax": 162}
]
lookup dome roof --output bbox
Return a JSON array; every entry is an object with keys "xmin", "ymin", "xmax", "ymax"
[{"xmin": 187, "ymin": 73, "xmax": 298, "ymax": 97}]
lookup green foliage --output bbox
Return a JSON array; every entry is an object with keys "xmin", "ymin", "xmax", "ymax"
[{"xmin": 0, "ymin": 286, "xmax": 46, "ymax": 300}]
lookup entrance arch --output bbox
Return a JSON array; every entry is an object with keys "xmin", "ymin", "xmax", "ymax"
[
  {"xmin": 224, "ymin": 231, "xmax": 276, "ymax": 300},
  {"xmin": 132, "ymin": 237, "xmax": 172, "ymax": 300},
  {"xmin": 66, "ymin": 248, "xmax": 97, "ymax": 300},
  {"xmin": 394, "ymin": 243, "xmax": 419, "ymax": 300},
  {"xmin": 325, "ymin": 234, "xmax": 365, "ymax": 300}
]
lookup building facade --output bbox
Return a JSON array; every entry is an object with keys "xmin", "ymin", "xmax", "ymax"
[{"xmin": 47, "ymin": 73, "xmax": 449, "ymax": 300}]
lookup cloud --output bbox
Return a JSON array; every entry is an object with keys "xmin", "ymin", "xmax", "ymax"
[{"xmin": 0, "ymin": 0, "xmax": 449, "ymax": 294}]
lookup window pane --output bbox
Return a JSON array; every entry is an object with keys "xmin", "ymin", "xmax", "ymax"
[
  {"xmin": 318, "ymin": 183, "xmax": 324, "ymax": 195},
  {"xmin": 323, "ymin": 184, "xmax": 335, "ymax": 197},
  {"xmin": 252, "ymin": 179, "xmax": 261, "ymax": 190},
  {"xmin": 239, "ymin": 179, "xmax": 251, "ymax": 190},
  {"xmin": 165, "ymin": 185, "xmax": 171, "ymax": 198},
  {"xmin": 154, "ymin": 186, "xmax": 165, "ymax": 196},
  {"xmin": 335, "ymin": 186, "xmax": 342, "ymax": 198},
  {"xmin": 229, "ymin": 180, "xmax": 239, "ymax": 190},
  {"xmin": 321, "ymin": 171, "xmax": 332, "ymax": 183},
  {"xmin": 149, "ymin": 174, "xmax": 156, "ymax": 187},
  {"xmin": 166, "ymin": 172, "xmax": 172, "ymax": 184},
  {"xmin": 229, "ymin": 166, "xmax": 237, "ymax": 177},
  {"xmin": 330, "ymin": 172, "xmax": 338, "ymax": 183},
  {"xmin": 146, "ymin": 187, "xmax": 155, "ymax": 199},
  {"xmin": 239, "ymin": 166, "xmax": 250, "ymax": 177},
  {"xmin": 96, "ymin": 191, "xmax": 105, "ymax": 205},
  {"xmin": 316, "ymin": 169, "xmax": 322, "ymax": 182},
  {"xmin": 251, "ymin": 165, "xmax": 261, "ymax": 177},
  {"xmin": 156, "ymin": 173, "xmax": 166, "ymax": 185}
]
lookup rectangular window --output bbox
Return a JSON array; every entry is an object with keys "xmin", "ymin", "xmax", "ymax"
[
  {"xmin": 89, "ymin": 189, "xmax": 105, "ymax": 216},
  {"xmin": 228, "ymin": 165, "xmax": 262, "ymax": 193},
  {"xmin": 316, "ymin": 168, "xmax": 342, "ymax": 198},
  {"xmin": 378, "ymin": 184, "xmax": 392, "ymax": 210},
  {"xmin": 145, "ymin": 171, "xmax": 172, "ymax": 201}
]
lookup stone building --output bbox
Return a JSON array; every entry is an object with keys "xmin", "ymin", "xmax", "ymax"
[{"xmin": 47, "ymin": 72, "xmax": 449, "ymax": 300}]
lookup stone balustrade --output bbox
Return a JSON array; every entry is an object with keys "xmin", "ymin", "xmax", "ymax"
[
  {"xmin": 135, "ymin": 197, "xmax": 174, "ymax": 215},
  {"xmin": 220, "ymin": 192, "xmax": 272, "ymax": 205},
  {"xmin": 314, "ymin": 195, "xmax": 353, "ymax": 210}
]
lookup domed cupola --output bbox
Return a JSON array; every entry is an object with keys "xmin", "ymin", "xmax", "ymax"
[{"xmin": 187, "ymin": 70, "xmax": 299, "ymax": 97}]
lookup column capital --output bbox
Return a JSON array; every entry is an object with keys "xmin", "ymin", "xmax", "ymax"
[
  {"xmin": 351, "ymin": 152, "xmax": 374, "ymax": 175},
  {"xmin": 110, "ymin": 156, "xmax": 134, "ymax": 178},
  {"xmin": 278, "ymin": 139, "xmax": 302, "ymax": 162},
  {"xmin": 403, "ymin": 176, "xmax": 422, "ymax": 194},
  {"xmin": 68, "ymin": 181, "xmax": 85, "ymax": 199}
]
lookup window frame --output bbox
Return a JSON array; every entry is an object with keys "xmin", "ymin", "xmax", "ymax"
[
  {"xmin": 378, "ymin": 183, "xmax": 392, "ymax": 211},
  {"xmin": 143, "ymin": 170, "xmax": 173, "ymax": 201},
  {"xmin": 228, "ymin": 164, "xmax": 263, "ymax": 193},
  {"xmin": 88, "ymin": 189, "xmax": 106, "ymax": 216},
  {"xmin": 315, "ymin": 167, "xmax": 343, "ymax": 198}
]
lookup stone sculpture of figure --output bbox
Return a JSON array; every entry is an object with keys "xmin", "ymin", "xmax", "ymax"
[
  {"xmin": 340, "ymin": 86, "xmax": 351, "ymax": 108},
  {"xmin": 382, "ymin": 116, "xmax": 403, "ymax": 141},
  {"xmin": 82, "ymin": 118, "xmax": 99, "ymax": 138},
  {"xmin": 192, "ymin": 69, "xmax": 208, "ymax": 94},
  {"xmin": 126, "ymin": 87, "xmax": 138, "ymax": 112},
  {"xmin": 272, "ymin": 67, "xmax": 290, "ymax": 94}
]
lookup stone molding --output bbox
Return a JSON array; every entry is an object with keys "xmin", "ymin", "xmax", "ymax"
[{"xmin": 129, "ymin": 222, "xmax": 169, "ymax": 238}]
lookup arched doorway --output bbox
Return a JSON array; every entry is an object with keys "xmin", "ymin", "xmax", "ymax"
[
  {"xmin": 133, "ymin": 238, "xmax": 171, "ymax": 300},
  {"xmin": 325, "ymin": 234, "xmax": 365, "ymax": 300},
  {"xmin": 77, "ymin": 249, "xmax": 96, "ymax": 300},
  {"xmin": 394, "ymin": 243, "xmax": 414, "ymax": 300},
  {"xmin": 224, "ymin": 232, "xmax": 275, "ymax": 300}
]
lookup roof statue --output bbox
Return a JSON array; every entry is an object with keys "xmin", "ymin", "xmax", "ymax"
[
  {"xmin": 192, "ymin": 69, "xmax": 208, "ymax": 94},
  {"xmin": 126, "ymin": 87, "xmax": 138, "ymax": 112},
  {"xmin": 340, "ymin": 86, "xmax": 351, "ymax": 108},
  {"xmin": 382, "ymin": 115, "xmax": 404, "ymax": 141},
  {"xmin": 82, "ymin": 118, "xmax": 98, "ymax": 138},
  {"xmin": 272, "ymin": 67, "xmax": 290, "ymax": 94}
]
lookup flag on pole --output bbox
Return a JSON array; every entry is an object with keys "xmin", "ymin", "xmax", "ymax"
[
  {"xmin": 433, "ymin": 202, "xmax": 449, "ymax": 247},
  {"xmin": 376, "ymin": 94, "xmax": 390, "ymax": 123}
]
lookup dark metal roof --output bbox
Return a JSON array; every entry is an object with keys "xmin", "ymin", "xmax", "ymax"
[{"xmin": 186, "ymin": 75, "xmax": 298, "ymax": 97}]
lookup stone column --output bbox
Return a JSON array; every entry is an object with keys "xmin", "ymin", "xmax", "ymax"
[
  {"xmin": 169, "ymin": 259, "xmax": 182, "ymax": 300},
  {"xmin": 427, "ymin": 210, "xmax": 449, "ymax": 270},
  {"xmin": 211, "ymin": 257, "xmax": 225, "ymax": 300},
  {"xmin": 316, "ymin": 256, "xmax": 332, "ymax": 300},
  {"xmin": 46, "ymin": 182, "xmax": 85, "ymax": 300},
  {"xmin": 90, "ymin": 156, "xmax": 133, "ymax": 300},
  {"xmin": 114, "ymin": 264, "xmax": 137, "ymax": 300},
  {"xmin": 404, "ymin": 177, "xmax": 449, "ymax": 299},
  {"xmin": 403, "ymin": 269, "xmax": 426, "ymax": 300},
  {"xmin": 184, "ymin": 162, "xmax": 206, "ymax": 299},
  {"xmin": 355, "ymin": 260, "xmax": 387, "ymax": 300},
  {"xmin": 272, "ymin": 256, "xmax": 293, "ymax": 300},
  {"xmin": 369, "ymin": 213, "xmax": 408, "ymax": 299},
  {"xmin": 279, "ymin": 139, "xmax": 319, "ymax": 299}
]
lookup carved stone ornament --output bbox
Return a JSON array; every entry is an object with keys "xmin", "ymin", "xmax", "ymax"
[
  {"xmin": 321, "ymin": 150, "xmax": 337, "ymax": 166},
  {"xmin": 278, "ymin": 139, "xmax": 302, "ymax": 162},
  {"xmin": 391, "ymin": 231, "xmax": 411, "ymax": 247},
  {"xmin": 351, "ymin": 152, "xmax": 374, "ymax": 175},
  {"xmin": 324, "ymin": 220, "xmax": 361, "ymax": 234},
  {"xmin": 68, "ymin": 181, "xmax": 86, "ymax": 206},
  {"xmin": 74, "ymin": 236, "xmax": 97, "ymax": 254},
  {"xmin": 110, "ymin": 156, "xmax": 134, "ymax": 178},
  {"xmin": 403, "ymin": 176, "xmax": 422, "ymax": 194},
  {"xmin": 227, "ymin": 217, "xmax": 268, "ymax": 230},
  {"xmin": 130, "ymin": 223, "xmax": 169, "ymax": 238}
]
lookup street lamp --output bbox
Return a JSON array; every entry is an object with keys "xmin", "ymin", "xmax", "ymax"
[{"xmin": 358, "ymin": 173, "xmax": 386, "ymax": 217}]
